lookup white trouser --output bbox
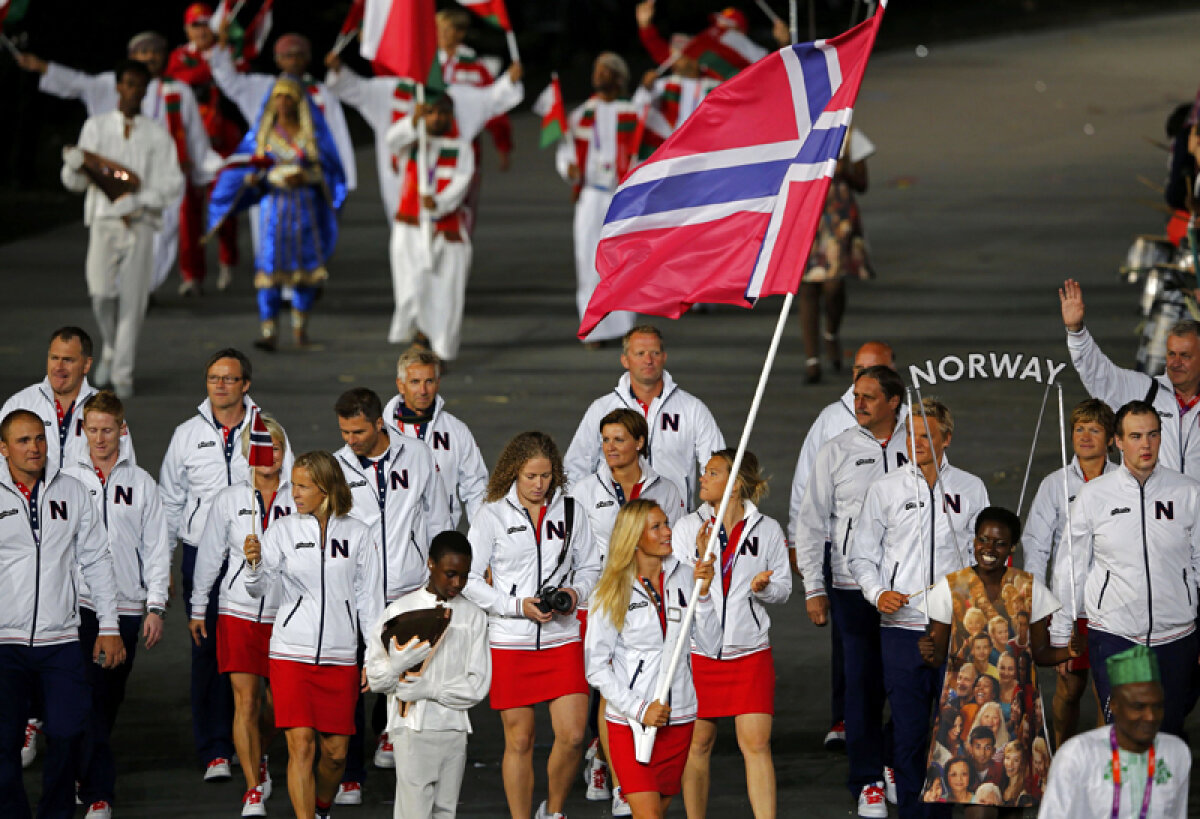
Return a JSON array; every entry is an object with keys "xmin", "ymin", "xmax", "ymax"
[
  {"xmin": 86, "ymin": 219, "xmax": 155, "ymax": 391},
  {"xmin": 149, "ymin": 192, "xmax": 182, "ymax": 290},
  {"xmin": 574, "ymin": 187, "xmax": 636, "ymax": 343},
  {"xmin": 389, "ymin": 223, "xmax": 472, "ymax": 360},
  {"xmin": 393, "ymin": 727, "xmax": 467, "ymax": 819}
]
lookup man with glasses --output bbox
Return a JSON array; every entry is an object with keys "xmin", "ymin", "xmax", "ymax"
[{"xmin": 159, "ymin": 349, "xmax": 288, "ymax": 783}]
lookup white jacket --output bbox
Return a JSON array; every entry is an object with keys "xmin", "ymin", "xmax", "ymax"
[
  {"xmin": 63, "ymin": 440, "xmax": 168, "ymax": 616},
  {"xmin": 190, "ymin": 479, "xmax": 295, "ymax": 623},
  {"xmin": 848, "ymin": 459, "xmax": 989, "ymax": 630},
  {"xmin": 159, "ymin": 396, "xmax": 288, "ymax": 548},
  {"xmin": 384, "ymin": 394, "xmax": 489, "ymax": 527},
  {"xmin": 0, "ymin": 460, "xmax": 119, "ymax": 646},
  {"xmin": 564, "ymin": 371, "xmax": 725, "ymax": 500},
  {"xmin": 1021, "ymin": 456, "xmax": 1118, "ymax": 582},
  {"xmin": 569, "ymin": 458, "xmax": 685, "ymax": 562},
  {"xmin": 463, "ymin": 485, "xmax": 602, "ymax": 650},
  {"xmin": 1067, "ymin": 327, "xmax": 1200, "ymax": 476},
  {"xmin": 335, "ymin": 431, "xmax": 452, "ymax": 604},
  {"xmin": 1049, "ymin": 465, "xmax": 1200, "ymax": 647},
  {"xmin": 0, "ymin": 378, "xmax": 134, "ymax": 470},
  {"xmin": 365, "ymin": 587, "xmax": 491, "ymax": 733},
  {"xmin": 246, "ymin": 513, "xmax": 383, "ymax": 666},
  {"xmin": 787, "ymin": 384, "xmax": 857, "ymax": 548},
  {"xmin": 585, "ymin": 556, "xmax": 721, "ymax": 725},
  {"xmin": 672, "ymin": 502, "xmax": 791, "ymax": 659},
  {"xmin": 796, "ymin": 422, "xmax": 910, "ymax": 597}
]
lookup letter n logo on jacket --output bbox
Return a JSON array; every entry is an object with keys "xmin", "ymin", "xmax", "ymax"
[
  {"xmin": 114, "ymin": 486, "xmax": 133, "ymax": 506},
  {"xmin": 330, "ymin": 538, "xmax": 350, "ymax": 558},
  {"xmin": 943, "ymin": 494, "xmax": 961, "ymax": 514},
  {"xmin": 432, "ymin": 431, "xmax": 450, "ymax": 451},
  {"xmin": 545, "ymin": 521, "xmax": 565, "ymax": 541},
  {"xmin": 50, "ymin": 501, "xmax": 67, "ymax": 520},
  {"xmin": 1155, "ymin": 500, "xmax": 1174, "ymax": 521},
  {"xmin": 390, "ymin": 470, "xmax": 409, "ymax": 490},
  {"xmin": 740, "ymin": 537, "xmax": 759, "ymax": 557},
  {"xmin": 661, "ymin": 414, "xmax": 679, "ymax": 432}
]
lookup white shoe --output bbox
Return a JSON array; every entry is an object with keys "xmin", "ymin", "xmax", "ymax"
[
  {"xmin": 91, "ymin": 357, "xmax": 112, "ymax": 389},
  {"xmin": 611, "ymin": 787, "xmax": 632, "ymax": 817},
  {"xmin": 84, "ymin": 801, "xmax": 112, "ymax": 819},
  {"xmin": 217, "ymin": 264, "xmax": 234, "ymax": 291},
  {"xmin": 178, "ymin": 279, "xmax": 201, "ymax": 297},
  {"xmin": 857, "ymin": 783, "xmax": 888, "ymax": 818},
  {"xmin": 584, "ymin": 752, "xmax": 610, "ymax": 800},
  {"xmin": 259, "ymin": 756, "xmax": 272, "ymax": 800},
  {"xmin": 582, "ymin": 736, "xmax": 599, "ymax": 784},
  {"xmin": 335, "ymin": 781, "xmax": 363, "ymax": 805},
  {"xmin": 534, "ymin": 800, "xmax": 566, "ymax": 819},
  {"xmin": 884, "ymin": 766, "xmax": 898, "ymax": 804},
  {"xmin": 203, "ymin": 757, "xmax": 232, "ymax": 782},
  {"xmin": 21, "ymin": 719, "xmax": 39, "ymax": 768},
  {"xmin": 823, "ymin": 720, "xmax": 846, "ymax": 751},
  {"xmin": 241, "ymin": 786, "xmax": 266, "ymax": 817},
  {"xmin": 374, "ymin": 731, "xmax": 395, "ymax": 768}
]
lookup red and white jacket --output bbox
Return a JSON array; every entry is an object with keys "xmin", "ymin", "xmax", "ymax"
[
  {"xmin": 440, "ymin": 44, "xmax": 514, "ymax": 157},
  {"xmin": 385, "ymin": 113, "xmax": 475, "ymax": 238},
  {"xmin": 555, "ymin": 96, "xmax": 642, "ymax": 196}
]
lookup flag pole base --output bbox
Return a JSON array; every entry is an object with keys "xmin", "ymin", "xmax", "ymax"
[{"xmin": 628, "ymin": 719, "xmax": 657, "ymax": 764}]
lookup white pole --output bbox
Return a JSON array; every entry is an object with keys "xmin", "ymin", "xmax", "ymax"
[
  {"xmin": 629, "ymin": 292, "xmax": 794, "ymax": 762},
  {"xmin": 505, "ymin": 30, "xmax": 520, "ymax": 64},
  {"xmin": 415, "ymin": 82, "xmax": 433, "ymax": 262},
  {"xmin": 906, "ymin": 388, "xmax": 929, "ymax": 621},
  {"xmin": 788, "ymin": 0, "xmax": 799, "ymax": 44},
  {"xmin": 331, "ymin": 30, "xmax": 358, "ymax": 57},
  {"xmin": 1015, "ymin": 382, "xmax": 1053, "ymax": 517},
  {"xmin": 654, "ymin": 50, "xmax": 679, "ymax": 77},
  {"xmin": 754, "ymin": 0, "xmax": 784, "ymax": 25},
  {"xmin": 1056, "ymin": 383, "xmax": 1079, "ymax": 620}
]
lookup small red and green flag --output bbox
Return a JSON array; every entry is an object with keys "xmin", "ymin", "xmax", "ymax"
[
  {"xmin": 533, "ymin": 74, "xmax": 567, "ymax": 149},
  {"xmin": 457, "ymin": 0, "xmax": 510, "ymax": 32}
]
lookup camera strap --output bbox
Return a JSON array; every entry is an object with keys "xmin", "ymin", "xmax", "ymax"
[{"xmin": 537, "ymin": 497, "xmax": 575, "ymax": 590}]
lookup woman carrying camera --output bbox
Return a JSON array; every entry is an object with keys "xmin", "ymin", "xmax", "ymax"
[
  {"xmin": 463, "ymin": 431, "xmax": 601, "ymax": 819},
  {"xmin": 672, "ymin": 449, "xmax": 791, "ymax": 819},
  {"xmin": 586, "ymin": 499, "xmax": 719, "ymax": 819}
]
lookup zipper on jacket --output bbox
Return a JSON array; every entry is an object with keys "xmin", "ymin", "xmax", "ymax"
[
  {"xmin": 28, "ymin": 491, "xmax": 41, "ymax": 647},
  {"xmin": 345, "ymin": 599, "xmax": 355, "ymax": 633},
  {"xmin": 315, "ymin": 523, "xmax": 328, "ymax": 663},
  {"xmin": 1138, "ymin": 483, "xmax": 1154, "ymax": 645},
  {"xmin": 926, "ymin": 483, "xmax": 937, "ymax": 586},
  {"xmin": 525, "ymin": 506, "xmax": 544, "ymax": 651},
  {"xmin": 282, "ymin": 596, "xmax": 303, "ymax": 627},
  {"xmin": 1095, "ymin": 571, "xmax": 1111, "ymax": 610},
  {"xmin": 1184, "ymin": 569, "xmax": 1192, "ymax": 607},
  {"xmin": 841, "ymin": 518, "xmax": 854, "ymax": 555},
  {"xmin": 628, "ymin": 658, "xmax": 644, "ymax": 689},
  {"xmin": 186, "ymin": 497, "xmax": 202, "ymax": 531},
  {"xmin": 747, "ymin": 596, "xmax": 761, "ymax": 629},
  {"xmin": 101, "ymin": 480, "xmax": 110, "ymax": 530},
  {"xmin": 136, "ymin": 550, "xmax": 145, "ymax": 590},
  {"xmin": 227, "ymin": 560, "xmax": 245, "ymax": 590},
  {"xmin": 889, "ymin": 561, "xmax": 899, "ymax": 590}
]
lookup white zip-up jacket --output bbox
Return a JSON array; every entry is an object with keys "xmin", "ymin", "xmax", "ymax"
[
  {"xmin": 585, "ymin": 556, "xmax": 721, "ymax": 725},
  {"xmin": 246, "ymin": 513, "xmax": 383, "ymax": 665},
  {"xmin": 796, "ymin": 422, "xmax": 909, "ymax": 597},
  {"xmin": 159, "ymin": 396, "xmax": 290, "ymax": 548},
  {"xmin": 564, "ymin": 371, "xmax": 725, "ymax": 500},
  {"xmin": 365, "ymin": 587, "xmax": 491, "ymax": 733},
  {"xmin": 190, "ymin": 479, "xmax": 295, "ymax": 623},
  {"xmin": 1021, "ymin": 456, "xmax": 1118, "ymax": 582},
  {"xmin": 788, "ymin": 384, "xmax": 857, "ymax": 549},
  {"xmin": 464, "ymin": 485, "xmax": 602, "ymax": 650},
  {"xmin": 849, "ymin": 459, "xmax": 989, "ymax": 630},
  {"xmin": 335, "ymin": 431, "xmax": 452, "ymax": 604},
  {"xmin": 1049, "ymin": 465, "xmax": 1200, "ymax": 648},
  {"xmin": 570, "ymin": 458, "xmax": 685, "ymax": 562},
  {"xmin": 672, "ymin": 501, "xmax": 791, "ymax": 659},
  {"xmin": 0, "ymin": 460, "xmax": 119, "ymax": 645},
  {"xmin": 63, "ymin": 440, "xmax": 168, "ymax": 616},
  {"xmin": 1, "ymin": 377, "xmax": 136, "ymax": 470},
  {"xmin": 384, "ymin": 394, "xmax": 489, "ymax": 527},
  {"xmin": 1067, "ymin": 327, "xmax": 1200, "ymax": 476}
]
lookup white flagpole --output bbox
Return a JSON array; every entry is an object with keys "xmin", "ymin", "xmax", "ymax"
[
  {"xmin": 788, "ymin": 0, "xmax": 799, "ymax": 45},
  {"xmin": 331, "ymin": 30, "xmax": 358, "ymax": 57},
  {"xmin": 906, "ymin": 388, "xmax": 929, "ymax": 621},
  {"xmin": 754, "ymin": 0, "xmax": 784, "ymax": 25},
  {"xmin": 654, "ymin": 50, "xmax": 679, "ymax": 77},
  {"xmin": 505, "ymin": 30, "xmax": 520, "ymax": 64},
  {"xmin": 248, "ymin": 408, "xmax": 261, "ymax": 570},
  {"xmin": 1056, "ymin": 383, "xmax": 1079, "ymax": 620},
  {"xmin": 629, "ymin": 291, "xmax": 794, "ymax": 762},
  {"xmin": 1015, "ymin": 382, "xmax": 1053, "ymax": 516},
  {"xmin": 415, "ymin": 82, "xmax": 433, "ymax": 262}
]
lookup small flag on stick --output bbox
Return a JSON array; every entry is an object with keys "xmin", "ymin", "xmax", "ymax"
[
  {"xmin": 247, "ymin": 408, "xmax": 275, "ymax": 468},
  {"xmin": 533, "ymin": 74, "xmax": 567, "ymax": 149},
  {"xmin": 457, "ymin": 0, "xmax": 510, "ymax": 31}
]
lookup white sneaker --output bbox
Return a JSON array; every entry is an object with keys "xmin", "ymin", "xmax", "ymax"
[
  {"xmin": 823, "ymin": 720, "xmax": 846, "ymax": 751},
  {"xmin": 582, "ymin": 736, "xmax": 599, "ymax": 784},
  {"xmin": 241, "ymin": 786, "xmax": 266, "ymax": 817},
  {"xmin": 85, "ymin": 802, "xmax": 112, "ymax": 819},
  {"xmin": 217, "ymin": 264, "xmax": 234, "ymax": 292},
  {"xmin": 857, "ymin": 783, "xmax": 888, "ymax": 818},
  {"xmin": 374, "ymin": 731, "xmax": 395, "ymax": 768},
  {"xmin": 884, "ymin": 766, "xmax": 898, "ymax": 804},
  {"xmin": 259, "ymin": 756, "xmax": 272, "ymax": 800},
  {"xmin": 178, "ymin": 279, "xmax": 201, "ymax": 297},
  {"xmin": 203, "ymin": 757, "xmax": 232, "ymax": 782},
  {"xmin": 21, "ymin": 719, "xmax": 39, "ymax": 768},
  {"xmin": 335, "ymin": 781, "xmax": 363, "ymax": 805},
  {"xmin": 585, "ymin": 752, "xmax": 610, "ymax": 800},
  {"xmin": 534, "ymin": 800, "xmax": 566, "ymax": 819},
  {"xmin": 611, "ymin": 787, "xmax": 632, "ymax": 817}
]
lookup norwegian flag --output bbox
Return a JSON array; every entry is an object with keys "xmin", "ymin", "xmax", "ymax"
[
  {"xmin": 580, "ymin": 3, "xmax": 886, "ymax": 338},
  {"xmin": 247, "ymin": 407, "xmax": 275, "ymax": 468}
]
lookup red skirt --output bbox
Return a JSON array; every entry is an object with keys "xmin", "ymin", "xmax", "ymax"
[
  {"xmin": 269, "ymin": 659, "xmax": 359, "ymax": 734},
  {"xmin": 606, "ymin": 719, "xmax": 694, "ymax": 796},
  {"xmin": 489, "ymin": 642, "xmax": 588, "ymax": 711},
  {"xmin": 217, "ymin": 614, "xmax": 272, "ymax": 678},
  {"xmin": 1065, "ymin": 618, "xmax": 1091, "ymax": 672},
  {"xmin": 692, "ymin": 648, "xmax": 775, "ymax": 719}
]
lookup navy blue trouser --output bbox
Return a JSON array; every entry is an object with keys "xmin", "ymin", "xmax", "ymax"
[
  {"xmin": 879, "ymin": 628, "xmax": 950, "ymax": 819},
  {"xmin": 0, "ymin": 642, "xmax": 91, "ymax": 819},
  {"xmin": 831, "ymin": 587, "xmax": 887, "ymax": 794},
  {"xmin": 1089, "ymin": 628, "xmax": 1199, "ymax": 738},
  {"xmin": 77, "ymin": 608, "xmax": 141, "ymax": 805},
  {"xmin": 181, "ymin": 542, "xmax": 234, "ymax": 765},
  {"xmin": 824, "ymin": 541, "xmax": 845, "ymax": 727}
]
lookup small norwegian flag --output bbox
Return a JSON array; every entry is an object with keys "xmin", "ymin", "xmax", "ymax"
[{"xmin": 247, "ymin": 408, "xmax": 274, "ymax": 467}]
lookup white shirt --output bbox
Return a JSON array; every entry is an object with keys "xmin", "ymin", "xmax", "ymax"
[{"xmin": 925, "ymin": 573, "xmax": 1060, "ymax": 626}]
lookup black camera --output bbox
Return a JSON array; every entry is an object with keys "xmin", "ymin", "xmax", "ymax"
[{"xmin": 534, "ymin": 585, "xmax": 574, "ymax": 615}]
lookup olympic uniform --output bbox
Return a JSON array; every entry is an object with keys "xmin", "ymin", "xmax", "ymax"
[
  {"xmin": 1022, "ymin": 455, "xmax": 1117, "ymax": 582},
  {"xmin": 565, "ymin": 371, "xmax": 725, "ymax": 501},
  {"xmin": 671, "ymin": 502, "xmax": 790, "ymax": 718},
  {"xmin": 585, "ymin": 556, "xmax": 721, "ymax": 796},
  {"xmin": 63, "ymin": 438, "xmax": 169, "ymax": 808},
  {"xmin": 571, "ymin": 460, "xmax": 685, "ymax": 561},
  {"xmin": 246, "ymin": 513, "xmax": 383, "ymax": 734},
  {"xmin": 384, "ymin": 394, "xmax": 488, "ymax": 528},
  {"xmin": 1049, "ymin": 465, "xmax": 1200, "ymax": 736},
  {"xmin": 1, "ymin": 377, "xmax": 132, "ymax": 470},
  {"xmin": 463, "ymin": 486, "xmax": 601, "ymax": 709}
]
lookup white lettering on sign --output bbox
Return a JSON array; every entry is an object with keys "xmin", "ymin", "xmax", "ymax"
[{"xmin": 909, "ymin": 353, "xmax": 1067, "ymax": 387}]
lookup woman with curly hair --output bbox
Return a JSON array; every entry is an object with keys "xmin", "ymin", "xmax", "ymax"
[{"xmin": 463, "ymin": 431, "xmax": 601, "ymax": 819}]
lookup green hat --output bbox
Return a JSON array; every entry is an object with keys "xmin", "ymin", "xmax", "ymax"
[{"xmin": 1106, "ymin": 644, "xmax": 1160, "ymax": 688}]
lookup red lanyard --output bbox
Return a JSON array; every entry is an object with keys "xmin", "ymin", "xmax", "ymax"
[
  {"xmin": 612, "ymin": 480, "xmax": 643, "ymax": 505},
  {"xmin": 639, "ymin": 573, "xmax": 667, "ymax": 636},
  {"xmin": 1110, "ymin": 726, "xmax": 1155, "ymax": 819},
  {"xmin": 716, "ymin": 517, "xmax": 747, "ymax": 597},
  {"xmin": 94, "ymin": 467, "xmax": 106, "ymax": 487},
  {"xmin": 1176, "ymin": 391, "xmax": 1200, "ymax": 416},
  {"xmin": 531, "ymin": 504, "xmax": 548, "ymax": 546}
]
